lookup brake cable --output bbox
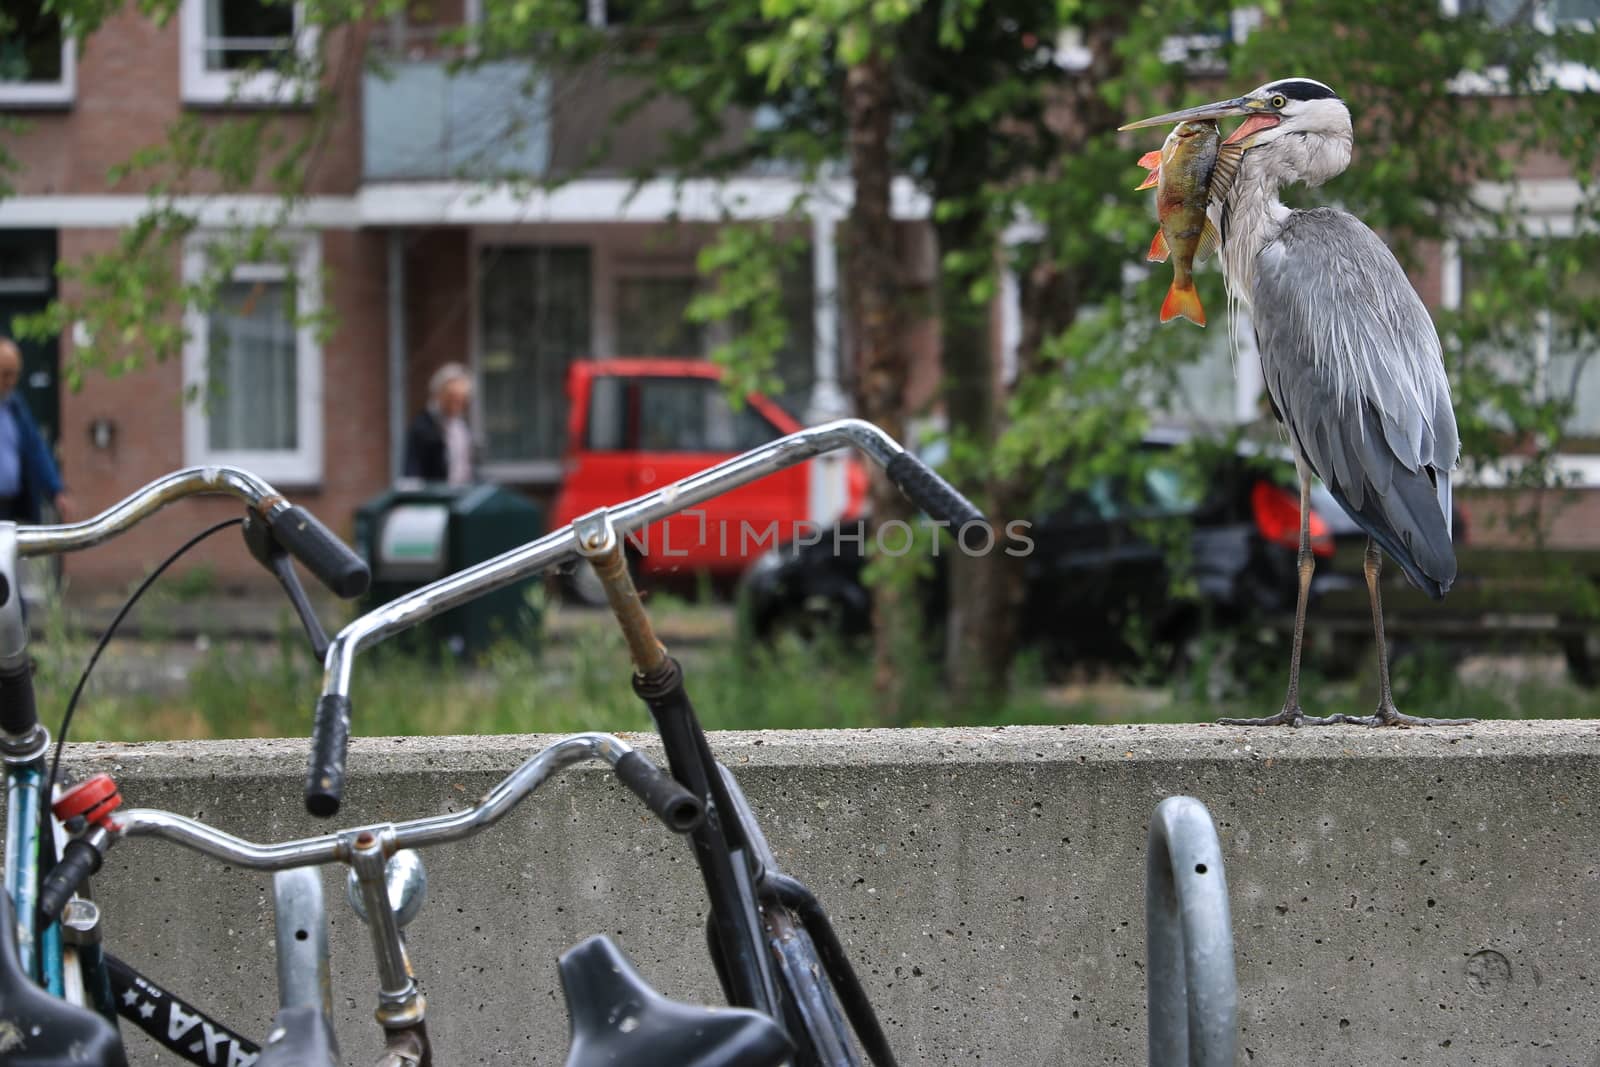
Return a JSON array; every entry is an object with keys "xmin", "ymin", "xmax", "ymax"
[{"xmin": 43, "ymin": 517, "xmax": 246, "ymax": 817}]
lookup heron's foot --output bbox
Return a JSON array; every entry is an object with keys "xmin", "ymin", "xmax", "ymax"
[
  {"xmin": 1217, "ymin": 705, "xmax": 1300, "ymax": 726},
  {"xmin": 1372, "ymin": 701, "xmax": 1477, "ymax": 728},
  {"xmin": 1217, "ymin": 704, "xmax": 1391, "ymax": 727}
]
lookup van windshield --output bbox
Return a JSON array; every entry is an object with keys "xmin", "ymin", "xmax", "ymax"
[{"xmin": 584, "ymin": 376, "xmax": 781, "ymax": 453}]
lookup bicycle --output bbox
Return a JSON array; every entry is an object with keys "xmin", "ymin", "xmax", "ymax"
[
  {"xmin": 0, "ymin": 467, "xmax": 371, "ymax": 1066},
  {"xmin": 13, "ymin": 420, "xmax": 1240, "ymax": 1065},
  {"xmin": 0, "ymin": 466, "xmax": 777, "ymax": 1067}
]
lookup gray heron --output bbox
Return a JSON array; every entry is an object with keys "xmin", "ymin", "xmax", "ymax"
[{"xmin": 1121, "ymin": 78, "xmax": 1472, "ymax": 728}]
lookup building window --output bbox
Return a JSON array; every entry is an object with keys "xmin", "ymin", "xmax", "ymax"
[
  {"xmin": 477, "ymin": 245, "xmax": 592, "ymax": 468},
  {"xmin": 1445, "ymin": 0, "xmax": 1600, "ymax": 92},
  {"xmin": 584, "ymin": 0, "xmax": 633, "ymax": 28},
  {"xmin": 1457, "ymin": 0, "xmax": 1599, "ymax": 29},
  {"xmin": 1457, "ymin": 232, "xmax": 1600, "ymax": 441},
  {"xmin": 615, "ymin": 275, "xmax": 703, "ymax": 358},
  {"xmin": 183, "ymin": 236, "xmax": 322, "ymax": 484},
  {"xmin": 180, "ymin": 0, "xmax": 317, "ymax": 105},
  {"xmin": 0, "ymin": 0, "xmax": 75, "ymax": 106}
]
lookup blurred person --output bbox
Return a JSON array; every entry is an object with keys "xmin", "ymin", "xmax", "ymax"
[
  {"xmin": 403, "ymin": 362, "xmax": 479, "ymax": 486},
  {"xmin": 0, "ymin": 337, "xmax": 70, "ymax": 523}
]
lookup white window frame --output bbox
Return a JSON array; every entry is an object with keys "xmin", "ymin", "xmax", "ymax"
[
  {"xmin": 1444, "ymin": 178, "xmax": 1600, "ymax": 486},
  {"xmin": 182, "ymin": 233, "xmax": 324, "ymax": 486},
  {"xmin": 1441, "ymin": 0, "xmax": 1600, "ymax": 94},
  {"xmin": 180, "ymin": 0, "xmax": 319, "ymax": 106},
  {"xmin": 1053, "ymin": 7, "xmax": 1260, "ymax": 73},
  {"xmin": 0, "ymin": 24, "xmax": 76, "ymax": 106}
]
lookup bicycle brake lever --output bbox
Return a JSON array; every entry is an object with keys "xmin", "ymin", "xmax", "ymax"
[{"xmin": 243, "ymin": 511, "xmax": 332, "ymax": 663}]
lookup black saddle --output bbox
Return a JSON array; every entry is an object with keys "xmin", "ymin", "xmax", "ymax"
[
  {"xmin": 0, "ymin": 891, "xmax": 127, "ymax": 1067},
  {"xmin": 560, "ymin": 935, "xmax": 792, "ymax": 1067}
]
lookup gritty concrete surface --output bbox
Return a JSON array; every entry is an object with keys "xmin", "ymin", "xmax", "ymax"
[{"xmin": 23, "ymin": 720, "xmax": 1600, "ymax": 1065}]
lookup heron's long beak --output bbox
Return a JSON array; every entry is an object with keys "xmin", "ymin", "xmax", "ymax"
[{"xmin": 1117, "ymin": 97, "xmax": 1253, "ymax": 131}]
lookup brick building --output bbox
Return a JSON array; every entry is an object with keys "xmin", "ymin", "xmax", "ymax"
[{"xmin": 0, "ymin": 0, "xmax": 1594, "ymax": 592}]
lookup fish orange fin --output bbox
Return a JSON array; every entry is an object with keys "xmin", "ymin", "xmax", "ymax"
[
  {"xmin": 1195, "ymin": 217, "xmax": 1221, "ymax": 263},
  {"xmin": 1160, "ymin": 281, "xmax": 1206, "ymax": 327},
  {"xmin": 1135, "ymin": 168, "xmax": 1160, "ymax": 191},
  {"xmin": 1147, "ymin": 230, "xmax": 1170, "ymax": 263},
  {"xmin": 1136, "ymin": 150, "xmax": 1162, "ymax": 170}
]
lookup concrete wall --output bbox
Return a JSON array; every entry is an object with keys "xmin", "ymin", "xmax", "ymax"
[{"xmin": 38, "ymin": 721, "xmax": 1600, "ymax": 1066}]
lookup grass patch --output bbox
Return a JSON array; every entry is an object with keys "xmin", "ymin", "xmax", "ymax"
[{"xmin": 25, "ymin": 588, "xmax": 1600, "ymax": 745}]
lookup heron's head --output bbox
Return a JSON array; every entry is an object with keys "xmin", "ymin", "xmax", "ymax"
[{"xmin": 1120, "ymin": 78, "xmax": 1353, "ymax": 188}]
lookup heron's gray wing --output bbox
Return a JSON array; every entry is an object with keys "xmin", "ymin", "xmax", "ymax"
[{"xmin": 1253, "ymin": 208, "xmax": 1460, "ymax": 598}]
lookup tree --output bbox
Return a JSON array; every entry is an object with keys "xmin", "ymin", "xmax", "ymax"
[{"xmin": 12, "ymin": 0, "xmax": 1600, "ymax": 710}]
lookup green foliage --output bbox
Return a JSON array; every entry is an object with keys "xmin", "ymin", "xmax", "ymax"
[{"xmin": 686, "ymin": 220, "xmax": 809, "ymax": 406}]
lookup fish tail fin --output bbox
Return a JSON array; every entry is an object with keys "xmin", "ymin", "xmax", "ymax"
[{"xmin": 1161, "ymin": 280, "xmax": 1206, "ymax": 326}]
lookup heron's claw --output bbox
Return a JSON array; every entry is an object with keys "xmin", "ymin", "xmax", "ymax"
[
  {"xmin": 1217, "ymin": 705, "xmax": 1317, "ymax": 727},
  {"xmin": 1374, "ymin": 702, "xmax": 1476, "ymax": 728},
  {"xmin": 1216, "ymin": 709, "xmax": 1372, "ymax": 727},
  {"xmin": 1217, "ymin": 704, "xmax": 1477, "ymax": 728}
]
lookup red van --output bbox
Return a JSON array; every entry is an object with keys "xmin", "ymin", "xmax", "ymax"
[{"xmin": 551, "ymin": 359, "xmax": 867, "ymax": 601}]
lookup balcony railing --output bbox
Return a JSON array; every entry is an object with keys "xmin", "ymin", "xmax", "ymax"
[{"xmin": 362, "ymin": 55, "xmax": 551, "ymax": 182}]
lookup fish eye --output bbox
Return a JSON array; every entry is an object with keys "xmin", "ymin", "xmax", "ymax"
[{"xmin": 1270, "ymin": 94, "xmax": 1288, "ymax": 109}]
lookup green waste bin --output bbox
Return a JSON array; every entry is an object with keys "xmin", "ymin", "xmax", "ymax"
[{"xmin": 354, "ymin": 483, "xmax": 545, "ymax": 659}]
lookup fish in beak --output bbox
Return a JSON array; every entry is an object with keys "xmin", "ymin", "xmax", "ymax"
[{"xmin": 1119, "ymin": 95, "xmax": 1282, "ymax": 147}]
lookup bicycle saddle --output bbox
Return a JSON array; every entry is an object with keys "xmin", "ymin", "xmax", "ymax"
[
  {"xmin": 0, "ymin": 892, "xmax": 128, "ymax": 1067},
  {"xmin": 559, "ymin": 935, "xmax": 792, "ymax": 1067}
]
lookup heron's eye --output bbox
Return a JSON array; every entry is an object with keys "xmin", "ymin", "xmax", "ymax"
[{"xmin": 1270, "ymin": 94, "xmax": 1288, "ymax": 109}]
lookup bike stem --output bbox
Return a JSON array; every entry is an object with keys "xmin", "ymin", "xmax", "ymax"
[{"xmin": 573, "ymin": 509, "xmax": 785, "ymax": 1018}]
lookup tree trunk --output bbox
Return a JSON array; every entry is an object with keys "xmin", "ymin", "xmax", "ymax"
[
  {"xmin": 941, "ymin": 19, "xmax": 1126, "ymax": 705},
  {"xmin": 841, "ymin": 52, "xmax": 916, "ymax": 711},
  {"xmin": 945, "ymin": 254, "xmax": 1080, "ymax": 703},
  {"xmin": 936, "ymin": 207, "xmax": 1012, "ymax": 703}
]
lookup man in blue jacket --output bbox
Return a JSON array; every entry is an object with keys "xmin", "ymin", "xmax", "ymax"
[{"xmin": 0, "ymin": 338, "xmax": 69, "ymax": 524}]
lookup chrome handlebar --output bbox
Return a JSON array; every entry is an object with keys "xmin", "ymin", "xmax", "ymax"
[
  {"xmin": 14, "ymin": 466, "xmax": 288, "ymax": 556},
  {"xmin": 115, "ymin": 733, "xmax": 648, "ymax": 869},
  {"xmin": 99, "ymin": 732, "xmax": 692, "ymax": 1048},
  {"xmin": 318, "ymin": 419, "xmax": 905, "ymax": 697},
  {"xmin": 11, "ymin": 463, "xmax": 370, "ymax": 601},
  {"xmin": 305, "ymin": 416, "xmax": 985, "ymax": 817}
]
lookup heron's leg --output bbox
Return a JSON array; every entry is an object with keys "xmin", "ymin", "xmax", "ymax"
[
  {"xmin": 1218, "ymin": 471, "xmax": 1320, "ymax": 727},
  {"xmin": 1363, "ymin": 538, "xmax": 1476, "ymax": 728}
]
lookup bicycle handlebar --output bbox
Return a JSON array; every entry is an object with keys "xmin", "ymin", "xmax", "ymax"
[
  {"xmin": 14, "ymin": 466, "xmax": 370, "ymax": 599},
  {"xmin": 305, "ymin": 419, "xmax": 984, "ymax": 817},
  {"xmin": 114, "ymin": 733, "xmax": 701, "ymax": 869}
]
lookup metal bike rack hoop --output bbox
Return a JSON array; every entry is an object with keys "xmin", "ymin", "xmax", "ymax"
[{"xmin": 1145, "ymin": 795, "xmax": 1238, "ymax": 1067}]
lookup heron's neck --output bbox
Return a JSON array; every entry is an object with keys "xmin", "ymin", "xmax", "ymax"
[{"xmin": 1219, "ymin": 157, "xmax": 1291, "ymax": 306}]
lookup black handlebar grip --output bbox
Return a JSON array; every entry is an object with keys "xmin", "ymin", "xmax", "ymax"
[
  {"xmin": 305, "ymin": 693, "xmax": 352, "ymax": 818},
  {"xmin": 884, "ymin": 451, "xmax": 988, "ymax": 532},
  {"xmin": 614, "ymin": 750, "xmax": 705, "ymax": 834},
  {"xmin": 38, "ymin": 838, "xmax": 104, "ymax": 924},
  {"xmin": 267, "ymin": 506, "xmax": 371, "ymax": 599}
]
